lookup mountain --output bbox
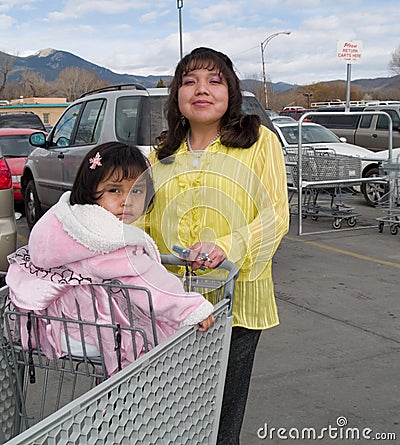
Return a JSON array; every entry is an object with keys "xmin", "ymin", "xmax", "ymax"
[
  {"xmin": 1, "ymin": 48, "xmax": 293, "ymax": 91},
  {"xmin": 1, "ymin": 48, "xmax": 171, "ymax": 88},
  {"xmin": 1, "ymin": 48, "xmax": 399, "ymax": 92}
]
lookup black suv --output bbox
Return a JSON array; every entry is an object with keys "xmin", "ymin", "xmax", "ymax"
[
  {"xmin": 23, "ymin": 84, "xmax": 273, "ymax": 229},
  {"xmin": 0, "ymin": 112, "xmax": 47, "ymax": 132}
]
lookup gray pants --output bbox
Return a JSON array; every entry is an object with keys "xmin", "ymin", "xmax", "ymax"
[{"xmin": 217, "ymin": 327, "xmax": 262, "ymax": 445}]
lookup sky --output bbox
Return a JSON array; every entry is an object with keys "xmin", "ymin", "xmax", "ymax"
[{"xmin": 0, "ymin": 0, "xmax": 399, "ymax": 86}]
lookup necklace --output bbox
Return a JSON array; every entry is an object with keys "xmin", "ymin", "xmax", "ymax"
[{"xmin": 186, "ymin": 130, "xmax": 220, "ymax": 167}]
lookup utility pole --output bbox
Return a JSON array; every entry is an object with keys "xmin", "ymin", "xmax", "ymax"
[
  {"xmin": 177, "ymin": 1, "xmax": 184, "ymax": 59},
  {"xmin": 261, "ymin": 31, "xmax": 291, "ymax": 108}
]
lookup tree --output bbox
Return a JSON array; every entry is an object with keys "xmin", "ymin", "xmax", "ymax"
[
  {"xmin": 20, "ymin": 70, "xmax": 53, "ymax": 97},
  {"xmin": 54, "ymin": 67, "xmax": 110, "ymax": 101},
  {"xmin": 389, "ymin": 45, "xmax": 400, "ymax": 75},
  {"xmin": 299, "ymin": 82, "xmax": 363, "ymax": 106},
  {"xmin": 0, "ymin": 52, "xmax": 15, "ymax": 97},
  {"xmin": 156, "ymin": 78, "xmax": 166, "ymax": 88}
]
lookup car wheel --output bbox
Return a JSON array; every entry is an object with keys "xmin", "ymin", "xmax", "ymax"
[
  {"xmin": 361, "ymin": 167, "xmax": 388, "ymax": 206},
  {"xmin": 24, "ymin": 180, "xmax": 43, "ymax": 229}
]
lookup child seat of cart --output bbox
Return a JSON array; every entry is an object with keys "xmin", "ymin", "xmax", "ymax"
[{"xmin": 2, "ymin": 280, "xmax": 158, "ymax": 379}]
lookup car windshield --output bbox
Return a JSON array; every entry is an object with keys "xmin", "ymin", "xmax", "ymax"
[
  {"xmin": 279, "ymin": 125, "xmax": 340, "ymax": 145},
  {"xmin": 0, "ymin": 114, "xmax": 45, "ymax": 131},
  {"xmin": 0, "ymin": 134, "xmax": 36, "ymax": 157}
]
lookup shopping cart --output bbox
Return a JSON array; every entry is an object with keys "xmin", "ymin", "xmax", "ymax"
[
  {"xmin": 376, "ymin": 154, "xmax": 400, "ymax": 235},
  {"xmin": 0, "ymin": 254, "xmax": 238, "ymax": 445},
  {"xmin": 286, "ymin": 147, "xmax": 362, "ymax": 229}
]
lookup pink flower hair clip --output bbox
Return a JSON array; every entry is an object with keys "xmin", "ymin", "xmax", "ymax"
[{"xmin": 89, "ymin": 152, "xmax": 102, "ymax": 170}]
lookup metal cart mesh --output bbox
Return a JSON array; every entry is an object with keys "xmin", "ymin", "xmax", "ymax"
[
  {"xmin": 286, "ymin": 148, "xmax": 362, "ymax": 187},
  {"xmin": 0, "ymin": 255, "xmax": 238, "ymax": 444},
  {"xmin": 376, "ymin": 154, "xmax": 400, "ymax": 234},
  {"xmin": 286, "ymin": 148, "xmax": 362, "ymax": 229}
]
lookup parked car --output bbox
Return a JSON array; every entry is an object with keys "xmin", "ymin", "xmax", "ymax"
[
  {"xmin": 0, "ymin": 112, "xmax": 47, "ymax": 132},
  {"xmin": 311, "ymin": 105, "xmax": 400, "ymax": 151},
  {"xmin": 360, "ymin": 147, "xmax": 400, "ymax": 206},
  {"xmin": 279, "ymin": 107, "xmax": 312, "ymax": 121},
  {"xmin": 23, "ymin": 84, "xmax": 274, "ymax": 229},
  {"xmin": 273, "ymin": 121, "xmax": 383, "ymax": 205},
  {"xmin": 0, "ymin": 150, "xmax": 17, "ymax": 279},
  {"xmin": 265, "ymin": 109, "xmax": 279, "ymax": 118},
  {"xmin": 270, "ymin": 115, "xmax": 296, "ymax": 124},
  {"xmin": 0, "ymin": 128, "xmax": 46, "ymax": 204}
]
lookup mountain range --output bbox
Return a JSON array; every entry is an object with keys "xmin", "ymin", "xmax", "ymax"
[{"xmin": 1, "ymin": 48, "xmax": 399, "ymax": 92}]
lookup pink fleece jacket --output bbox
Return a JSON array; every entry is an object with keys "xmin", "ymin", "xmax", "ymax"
[{"xmin": 6, "ymin": 192, "xmax": 213, "ymax": 375}]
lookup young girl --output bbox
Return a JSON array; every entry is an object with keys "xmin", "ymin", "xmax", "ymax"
[{"xmin": 6, "ymin": 142, "xmax": 215, "ymax": 376}]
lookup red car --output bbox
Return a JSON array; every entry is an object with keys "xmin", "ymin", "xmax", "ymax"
[{"xmin": 0, "ymin": 128, "xmax": 46, "ymax": 203}]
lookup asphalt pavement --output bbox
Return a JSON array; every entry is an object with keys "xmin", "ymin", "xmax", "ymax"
[
  {"xmin": 242, "ymin": 193, "xmax": 399, "ymax": 444},
  {"xmin": 14, "ymin": 192, "xmax": 399, "ymax": 444}
]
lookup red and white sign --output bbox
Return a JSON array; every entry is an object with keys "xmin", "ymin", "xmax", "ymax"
[{"xmin": 337, "ymin": 40, "xmax": 363, "ymax": 64}]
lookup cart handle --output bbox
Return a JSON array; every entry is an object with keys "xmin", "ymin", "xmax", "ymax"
[{"xmin": 160, "ymin": 254, "xmax": 239, "ymax": 308}]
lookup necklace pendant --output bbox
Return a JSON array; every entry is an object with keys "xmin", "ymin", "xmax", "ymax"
[{"xmin": 193, "ymin": 157, "xmax": 199, "ymax": 167}]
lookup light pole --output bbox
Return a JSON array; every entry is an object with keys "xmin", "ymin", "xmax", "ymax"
[
  {"xmin": 303, "ymin": 92, "xmax": 313, "ymax": 108},
  {"xmin": 261, "ymin": 31, "xmax": 290, "ymax": 109},
  {"xmin": 177, "ymin": 0, "xmax": 184, "ymax": 60}
]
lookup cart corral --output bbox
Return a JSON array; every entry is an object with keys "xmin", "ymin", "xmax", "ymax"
[{"xmin": 289, "ymin": 110, "xmax": 397, "ymax": 236}]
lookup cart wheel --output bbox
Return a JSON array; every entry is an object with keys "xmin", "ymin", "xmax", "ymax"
[
  {"xmin": 346, "ymin": 217, "xmax": 357, "ymax": 227},
  {"xmin": 378, "ymin": 222, "xmax": 384, "ymax": 233},
  {"xmin": 390, "ymin": 224, "xmax": 398, "ymax": 235},
  {"xmin": 311, "ymin": 215, "xmax": 319, "ymax": 221},
  {"xmin": 302, "ymin": 213, "xmax": 308, "ymax": 219},
  {"xmin": 332, "ymin": 218, "xmax": 342, "ymax": 230}
]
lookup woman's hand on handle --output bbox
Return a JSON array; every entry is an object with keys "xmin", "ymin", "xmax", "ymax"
[{"xmin": 187, "ymin": 242, "xmax": 227, "ymax": 271}]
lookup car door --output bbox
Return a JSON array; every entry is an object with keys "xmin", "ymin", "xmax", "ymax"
[
  {"xmin": 33, "ymin": 102, "xmax": 83, "ymax": 208},
  {"xmin": 356, "ymin": 108, "xmax": 400, "ymax": 150},
  {"xmin": 58, "ymin": 98, "xmax": 106, "ymax": 188}
]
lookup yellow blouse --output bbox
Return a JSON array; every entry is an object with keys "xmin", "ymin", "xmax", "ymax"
[{"xmin": 145, "ymin": 125, "xmax": 289, "ymax": 329}]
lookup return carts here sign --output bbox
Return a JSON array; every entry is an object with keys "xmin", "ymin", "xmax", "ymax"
[{"xmin": 337, "ymin": 40, "xmax": 363, "ymax": 64}]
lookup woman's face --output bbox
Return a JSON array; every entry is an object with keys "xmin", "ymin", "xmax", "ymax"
[
  {"xmin": 96, "ymin": 171, "xmax": 147, "ymax": 224},
  {"xmin": 178, "ymin": 68, "xmax": 229, "ymax": 127}
]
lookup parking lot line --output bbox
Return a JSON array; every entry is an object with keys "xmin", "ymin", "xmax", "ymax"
[{"xmin": 286, "ymin": 235, "xmax": 400, "ymax": 269}]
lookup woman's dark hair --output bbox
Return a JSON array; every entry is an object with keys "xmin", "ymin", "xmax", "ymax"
[
  {"xmin": 70, "ymin": 142, "xmax": 154, "ymax": 213},
  {"xmin": 156, "ymin": 47, "xmax": 261, "ymax": 161}
]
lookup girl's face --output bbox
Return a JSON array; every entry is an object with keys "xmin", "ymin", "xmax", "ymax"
[
  {"xmin": 96, "ymin": 171, "xmax": 147, "ymax": 224},
  {"xmin": 178, "ymin": 68, "xmax": 229, "ymax": 127}
]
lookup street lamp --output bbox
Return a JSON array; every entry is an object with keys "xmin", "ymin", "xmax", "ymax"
[
  {"xmin": 261, "ymin": 31, "xmax": 291, "ymax": 109},
  {"xmin": 177, "ymin": 0, "xmax": 184, "ymax": 60}
]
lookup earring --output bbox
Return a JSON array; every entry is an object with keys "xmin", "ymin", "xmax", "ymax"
[{"xmin": 180, "ymin": 115, "xmax": 187, "ymax": 128}]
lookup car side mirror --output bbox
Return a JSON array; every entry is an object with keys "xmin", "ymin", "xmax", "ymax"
[
  {"xmin": 29, "ymin": 132, "xmax": 46, "ymax": 147},
  {"xmin": 339, "ymin": 137, "xmax": 347, "ymax": 143}
]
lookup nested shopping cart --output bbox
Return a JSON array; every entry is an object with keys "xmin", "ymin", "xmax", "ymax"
[
  {"xmin": 286, "ymin": 147, "xmax": 362, "ymax": 229},
  {"xmin": 375, "ymin": 154, "xmax": 400, "ymax": 235},
  {"xmin": 0, "ymin": 254, "xmax": 238, "ymax": 445}
]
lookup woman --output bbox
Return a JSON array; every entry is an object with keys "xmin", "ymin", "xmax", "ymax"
[{"xmin": 146, "ymin": 47, "xmax": 289, "ymax": 444}]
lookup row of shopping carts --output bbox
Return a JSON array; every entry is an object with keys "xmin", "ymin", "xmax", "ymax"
[
  {"xmin": 286, "ymin": 147, "xmax": 362, "ymax": 230},
  {"xmin": 0, "ymin": 255, "xmax": 238, "ymax": 444}
]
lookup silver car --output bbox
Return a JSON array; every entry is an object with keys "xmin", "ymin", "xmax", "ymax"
[
  {"xmin": 23, "ymin": 85, "xmax": 274, "ymax": 229},
  {"xmin": 0, "ymin": 150, "xmax": 17, "ymax": 280}
]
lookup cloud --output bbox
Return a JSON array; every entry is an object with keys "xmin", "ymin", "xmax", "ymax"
[
  {"xmin": 140, "ymin": 9, "xmax": 169, "ymax": 24},
  {"xmin": 46, "ymin": 0, "xmax": 144, "ymax": 21},
  {"xmin": 0, "ymin": 14, "xmax": 14, "ymax": 29}
]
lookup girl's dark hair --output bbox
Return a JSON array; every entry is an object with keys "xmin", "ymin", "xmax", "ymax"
[
  {"xmin": 155, "ymin": 47, "xmax": 261, "ymax": 161},
  {"xmin": 70, "ymin": 142, "xmax": 154, "ymax": 213}
]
